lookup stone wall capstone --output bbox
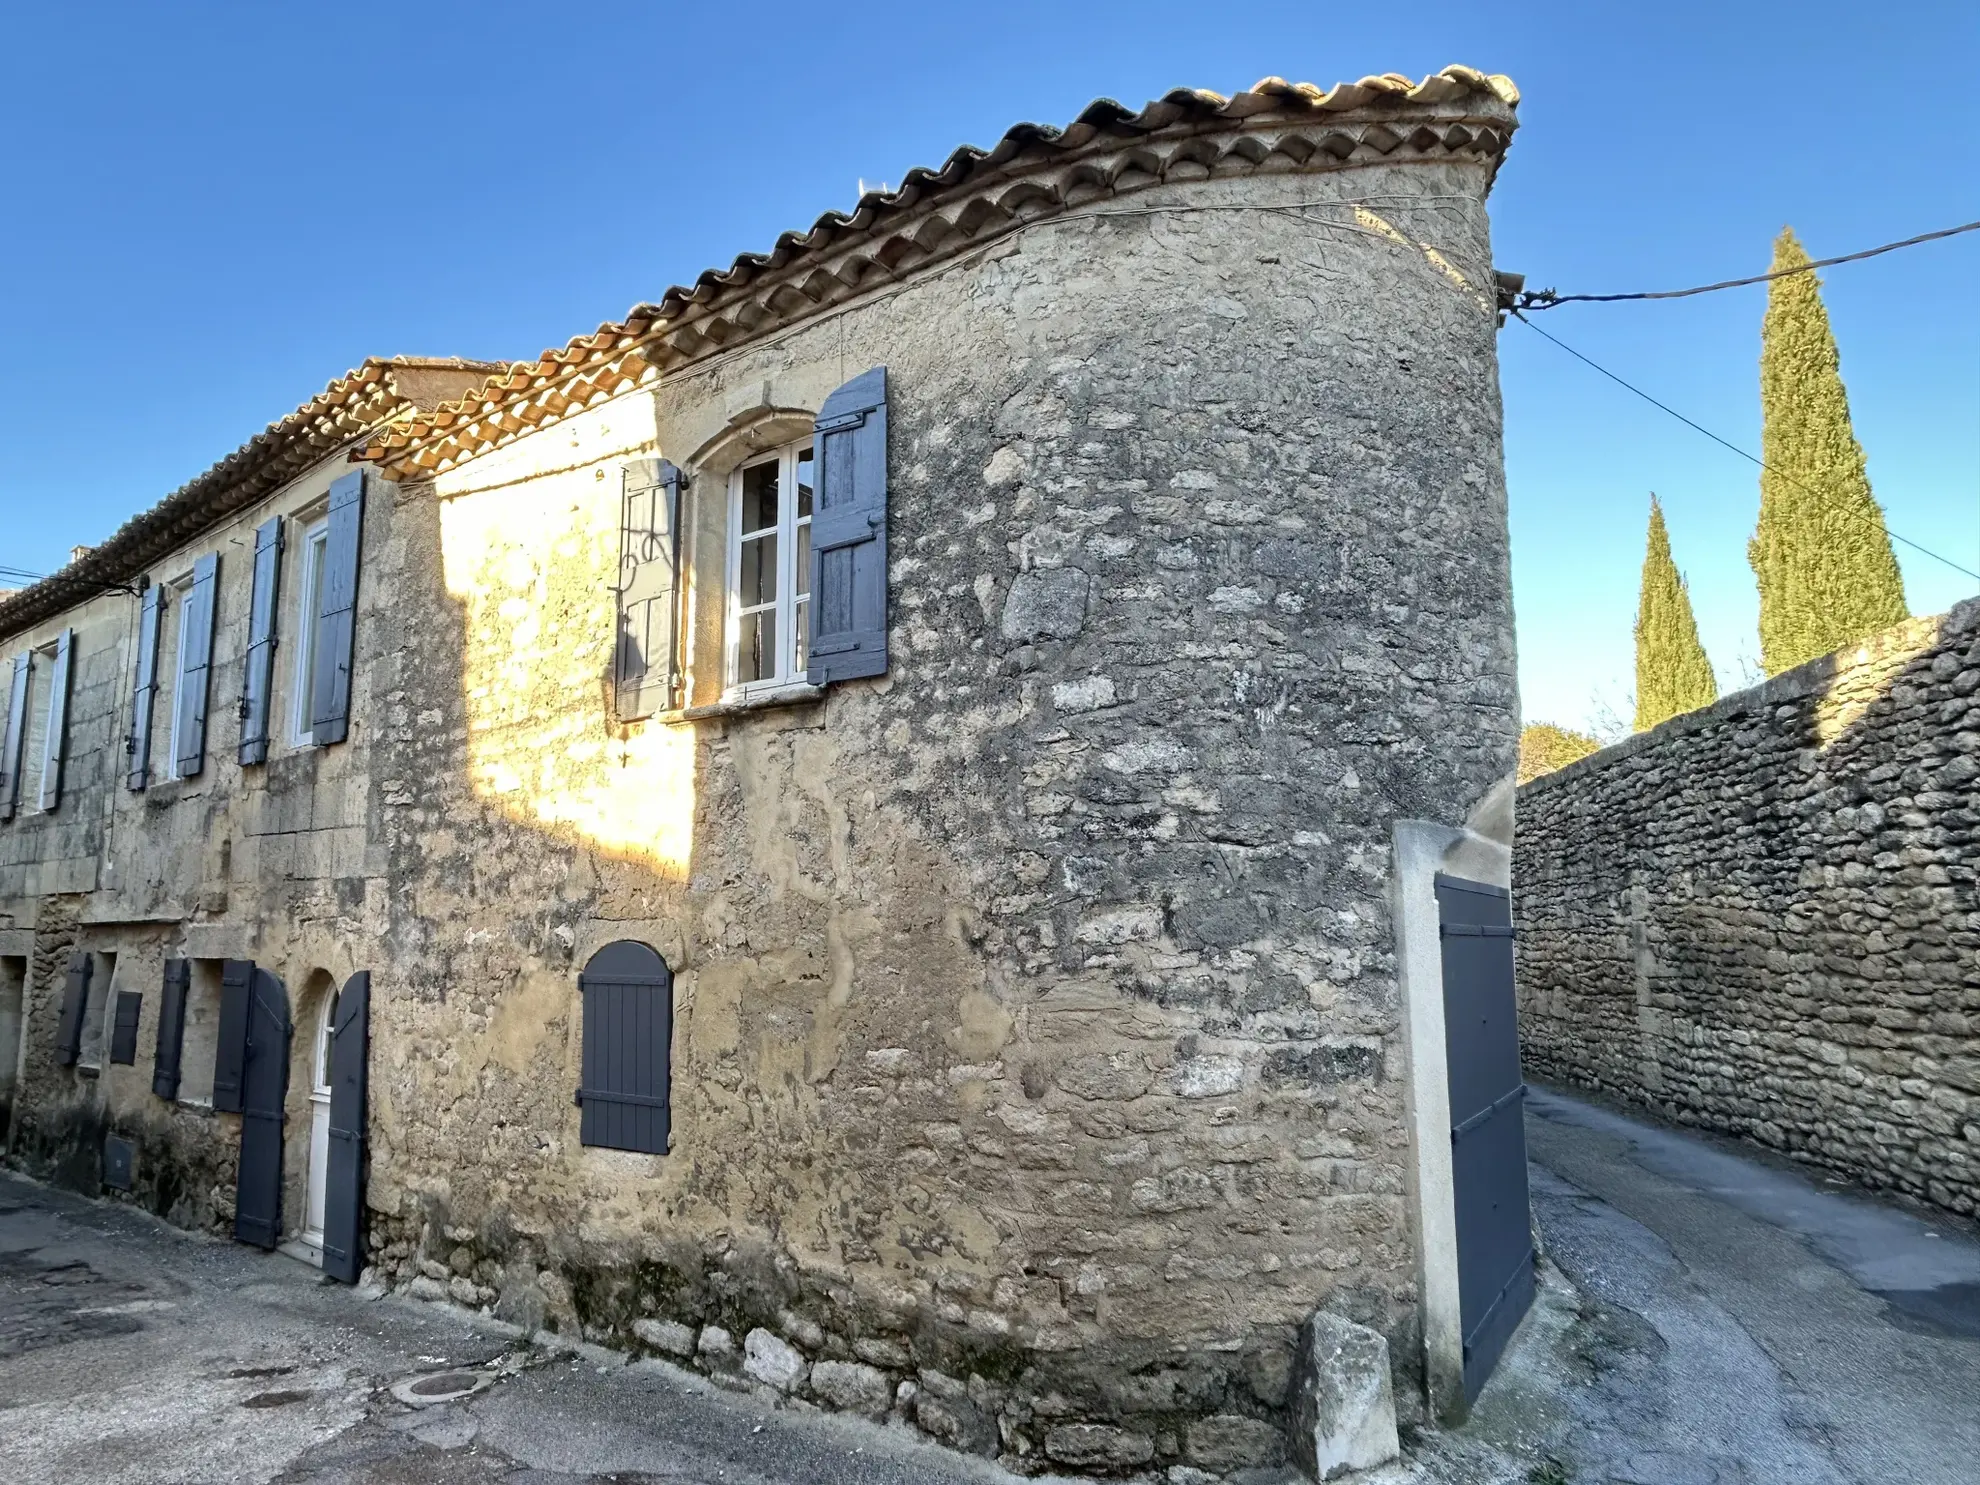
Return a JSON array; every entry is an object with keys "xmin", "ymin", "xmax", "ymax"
[{"xmin": 1515, "ymin": 599, "xmax": 1980, "ymax": 1218}]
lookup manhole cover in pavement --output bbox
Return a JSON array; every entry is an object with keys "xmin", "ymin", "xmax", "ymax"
[{"xmin": 390, "ymin": 1370, "xmax": 493, "ymax": 1407}]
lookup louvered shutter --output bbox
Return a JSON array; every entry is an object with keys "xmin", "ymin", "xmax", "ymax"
[
  {"xmin": 310, "ymin": 471, "xmax": 365, "ymax": 745},
  {"xmin": 0, "ymin": 653, "xmax": 27, "ymax": 821},
  {"xmin": 129, "ymin": 583, "xmax": 163, "ymax": 790},
  {"xmin": 109, "ymin": 991, "xmax": 143, "ymax": 1065},
  {"xmin": 210, "ymin": 958, "xmax": 253, "ymax": 1112},
  {"xmin": 576, "ymin": 940, "xmax": 673, "ymax": 1155},
  {"xmin": 613, "ymin": 459, "xmax": 682, "ymax": 722},
  {"xmin": 239, "ymin": 517, "xmax": 283, "ymax": 765},
  {"xmin": 174, "ymin": 553, "xmax": 219, "ymax": 778},
  {"xmin": 807, "ymin": 367, "xmax": 889, "ymax": 686},
  {"xmin": 54, "ymin": 952, "xmax": 91, "ymax": 1067},
  {"xmin": 153, "ymin": 959, "xmax": 190, "ymax": 1098},
  {"xmin": 37, "ymin": 628, "xmax": 74, "ymax": 812}
]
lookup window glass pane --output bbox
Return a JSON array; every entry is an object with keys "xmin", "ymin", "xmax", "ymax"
[
  {"xmin": 796, "ymin": 447, "xmax": 814, "ymax": 520},
  {"xmin": 739, "ymin": 532, "xmax": 778, "ymax": 609},
  {"xmin": 741, "ymin": 460, "xmax": 779, "ymax": 535},
  {"xmin": 794, "ymin": 599, "xmax": 808, "ymax": 674},
  {"xmin": 794, "ymin": 522, "xmax": 811, "ymax": 600},
  {"xmin": 739, "ymin": 610, "xmax": 776, "ymax": 683}
]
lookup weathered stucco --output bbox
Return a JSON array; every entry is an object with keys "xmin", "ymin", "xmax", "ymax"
[{"xmin": 2, "ymin": 87, "xmax": 1520, "ymax": 1477}]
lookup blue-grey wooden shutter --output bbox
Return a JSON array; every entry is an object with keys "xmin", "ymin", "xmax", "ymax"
[
  {"xmin": 232, "ymin": 966, "xmax": 291, "ymax": 1250},
  {"xmin": 129, "ymin": 583, "xmax": 163, "ymax": 791},
  {"xmin": 37, "ymin": 628, "xmax": 74, "ymax": 812},
  {"xmin": 613, "ymin": 459, "xmax": 681, "ymax": 722},
  {"xmin": 807, "ymin": 367, "xmax": 889, "ymax": 685},
  {"xmin": 0, "ymin": 652, "xmax": 28, "ymax": 821},
  {"xmin": 239, "ymin": 516, "xmax": 283, "ymax": 765},
  {"xmin": 174, "ymin": 553, "xmax": 219, "ymax": 778},
  {"xmin": 310, "ymin": 471, "xmax": 365, "ymax": 745},
  {"xmin": 54, "ymin": 952, "xmax": 91, "ymax": 1067},
  {"xmin": 109, "ymin": 991, "xmax": 142, "ymax": 1065},
  {"xmin": 210, "ymin": 958, "xmax": 253, "ymax": 1112},
  {"xmin": 321, "ymin": 970, "xmax": 370, "ymax": 1284},
  {"xmin": 576, "ymin": 940, "xmax": 672, "ymax": 1155},
  {"xmin": 153, "ymin": 959, "xmax": 190, "ymax": 1099}
]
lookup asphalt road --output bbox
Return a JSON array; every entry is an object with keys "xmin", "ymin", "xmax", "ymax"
[
  {"xmin": 0, "ymin": 1171, "xmax": 1043, "ymax": 1485},
  {"xmin": 1508, "ymin": 1086, "xmax": 1980, "ymax": 1485}
]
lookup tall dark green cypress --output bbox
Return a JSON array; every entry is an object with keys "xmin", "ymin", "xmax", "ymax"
[
  {"xmin": 1750, "ymin": 227, "xmax": 1907, "ymax": 674},
  {"xmin": 1635, "ymin": 495, "xmax": 1717, "ymax": 731}
]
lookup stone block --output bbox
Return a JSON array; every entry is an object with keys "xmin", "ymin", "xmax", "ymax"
[
  {"xmin": 1289, "ymin": 1312, "xmax": 1399, "ymax": 1480},
  {"xmin": 697, "ymin": 1324, "xmax": 738, "ymax": 1369},
  {"xmin": 1184, "ymin": 1413, "xmax": 1286, "ymax": 1472},
  {"xmin": 633, "ymin": 1317, "xmax": 697, "ymax": 1358},
  {"xmin": 810, "ymin": 1360, "xmax": 893, "ymax": 1417},
  {"xmin": 742, "ymin": 1328, "xmax": 809, "ymax": 1392},
  {"xmin": 1043, "ymin": 1423, "xmax": 1155, "ymax": 1471}
]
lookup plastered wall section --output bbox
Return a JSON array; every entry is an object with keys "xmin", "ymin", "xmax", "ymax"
[
  {"xmin": 370, "ymin": 154, "xmax": 1517, "ymax": 1457},
  {"xmin": 0, "ymin": 449, "xmax": 396, "ymax": 1236},
  {"xmin": 1516, "ymin": 599, "xmax": 1980, "ymax": 1218}
]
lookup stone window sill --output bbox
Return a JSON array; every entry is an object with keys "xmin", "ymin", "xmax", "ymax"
[{"xmin": 662, "ymin": 683, "xmax": 824, "ymax": 726}]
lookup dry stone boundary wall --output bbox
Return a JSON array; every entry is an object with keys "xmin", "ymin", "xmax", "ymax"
[{"xmin": 1515, "ymin": 599, "xmax": 1980, "ymax": 1218}]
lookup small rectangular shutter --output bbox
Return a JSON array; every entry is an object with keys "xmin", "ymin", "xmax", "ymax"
[
  {"xmin": 109, "ymin": 991, "xmax": 143, "ymax": 1065},
  {"xmin": 37, "ymin": 628, "xmax": 74, "ymax": 812},
  {"xmin": 239, "ymin": 516, "xmax": 283, "ymax": 765},
  {"xmin": 129, "ymin": 583, "xmax": 164, "ymax": 791},
  {"xmin": 54, "ymin": 952, "xmax": 91, "ymax": 1067},
  {"xmin": 310, "ymin": 471, "xmax": 365, "ymax": 745},
  {"xmin": 174, "ymin": 553, "xmax": 219, "ymax": 778},
  {"xmin": 0, "ymin": 652, "xmax": 28, "ymax": 821},
  {"xmin": 613, "ymin": 458, "xmax": 681, "ymax": 721},
  {"xmin": 153, "ymin": 959, "xmax": 190, "ymax": 1098},
  {"xmin": 211, "ymin": 958, "xmax": 253, "ymax": 1113},
  {"xmin": 807, "ymin": 367, "xmax": 889, "ymax": 686}
]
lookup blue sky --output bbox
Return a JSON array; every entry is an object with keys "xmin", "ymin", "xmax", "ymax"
[{"xmin": 2, "ymin": 2, "xmax": 1975, "ymax": 734}]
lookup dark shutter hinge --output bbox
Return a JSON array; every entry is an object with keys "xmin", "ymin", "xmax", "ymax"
[{"xmin": 814, "ymin": 408, "xmax": 868, "ymax": 434}]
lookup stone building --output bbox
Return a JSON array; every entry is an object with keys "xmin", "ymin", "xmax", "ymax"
[{"xmin": 0, "ymin": 69, "xmax": 1524, "ymax": 1476}]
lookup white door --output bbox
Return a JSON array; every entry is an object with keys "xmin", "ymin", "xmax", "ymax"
[{"xmin": 302, "ymin": 993, "xmax": 333, "ymax": 1256}]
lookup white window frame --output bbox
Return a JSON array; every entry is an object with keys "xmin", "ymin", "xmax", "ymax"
[
  {"xmin": 28, "ymin": 641, "xmax": 58, "ymax": 812},
  {"xmin": 161, "ymin": 570, "xmax": 196, "ymax": 781},
  {"xmin": 290, "ymin": 518, "xmax": 330, "ymax": 747},
  {"xmin": 725, "ymin": 441, "xmax": 814, "ymax": 698}
]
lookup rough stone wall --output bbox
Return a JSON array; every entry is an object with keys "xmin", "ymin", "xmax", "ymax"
[
  {"xmin": 366, "ymin": 155, "xmax": 1516, "ymax": 1475},
  {"xmin": 1516, "ymin": 600, "xmax": 1980, "ymax": 1218}
]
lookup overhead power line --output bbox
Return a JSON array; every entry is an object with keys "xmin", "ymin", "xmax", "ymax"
[
  {"xmin": 1513, "ymin": 219, "xmax": 1980, "ymax": 312},
  {"xmin": 1510, "ymin": 311, "xmax": 1980, "ymax": 585}
]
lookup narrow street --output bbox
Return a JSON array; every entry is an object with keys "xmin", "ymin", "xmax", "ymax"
[
  {"xmin": 1493, "ymin": 1086, "xmax": 1980, "ymax": 1485},
  {"xmin": 5, "ymin": 1089, "xmax": 1978, "ymax": 1485}
]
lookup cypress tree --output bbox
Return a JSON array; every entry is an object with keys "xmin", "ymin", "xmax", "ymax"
[
  {"xmin": 1635, "ymin": 495, "xmax": 1717, "ymax": 731},
  {"xmin": 1749, "ymin": 227, "xmax": 1907, "ymax": 674}
]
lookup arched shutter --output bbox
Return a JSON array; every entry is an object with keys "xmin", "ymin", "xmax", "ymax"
[
  {"xmin": 310, "ymin": 472, "xmax": 365, "ymax": 745},
  {"xmin": 129, "ymin": 583, "xmax": 163, "ymax": 791},
  {"xmin": 577, "ymin": 940, "xmax": 673, "ymax": 1155},
  {"xmin": 807, "ymin": 367, "xmax": 889, "ymax": 686},
  {"xmin": 613, "ymin": 459, "xmax": 682, "ymax": 721},
  {"xmin": 153, "ymin": 959, "xmax": 190, "ymax": 1099},
  {"xmin": 54, "ymin": 952, "xmax": 91, "ymax": 1067},
  {"xmin": 174, "ymin": 553, "xmax": 219, "ymax": 779},
  {"xmin": 239, "ymin": 516, "xmax": 283, "ymax": 765}
]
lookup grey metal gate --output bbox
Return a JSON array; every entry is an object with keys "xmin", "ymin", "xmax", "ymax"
[
  {"xmin": 233, "ymin": 967, "xmax": 291, "ymax": 1250},
  {"xmin": 321, "ymin": 971, "xmax": 370, "ymax": 1283},
  {"xmin": 1437, "ymin": 872, "xmax": 1534, "ymax": 1402}
]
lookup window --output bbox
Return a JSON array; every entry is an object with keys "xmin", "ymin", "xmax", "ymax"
[
  {"xmin": 10, "ymin": 653, "xmax": 38, "ymax": 810},
  {"xmin": 0, "ymin": 955, "xmax": 25, "ymax": 1114},
  {"xmin": 77, "ymin": 951, "xmax": 116, "ymax": 1071},
  {"xmin": 291, "ymin": 518, "xmax": 329, "ymax": 746},
  {"xmin": 28, "ymin": 645, "xmax": 57, "ymax": 807},
  {"xmin": 160, "ymin": 572, "xmax": 193, "ymax": 780},
  {"xmin": 727, "ymin": 442, "xmax": 813, "ymax": 694}
]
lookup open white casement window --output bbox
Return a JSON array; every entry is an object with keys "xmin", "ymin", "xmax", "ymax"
[
  {"xmin": 159, "ymin": 572, "xmax": 193, "ymax": 780},
  {"xmin": 726, "ymin": 441, "xmax": 814, "ymax": 696},
  {"xmin": 290, "ymin": 517, "xmax": 330, "ymax": 746}
]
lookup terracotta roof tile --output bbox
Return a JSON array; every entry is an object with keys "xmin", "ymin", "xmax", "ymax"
[
  {"xmin": 362, "ymin": 68, "xmax": 1518, "ymax": 478},
  {"xmin": 0, "ymin": 356, "xmax": 508, "ymax": 640}
]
